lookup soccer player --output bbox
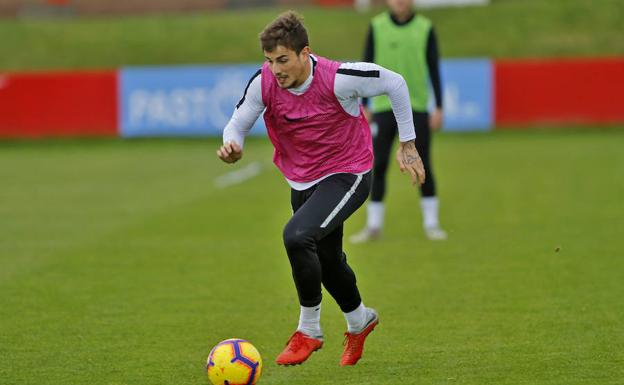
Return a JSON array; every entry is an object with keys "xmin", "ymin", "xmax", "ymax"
[
  {"xmin": 217, "ymin": 11, "xmax": 425, "ymax": 366},
  {"xmin": 350, "ymin": 0, "xmax": 447, "ymax": 243}
]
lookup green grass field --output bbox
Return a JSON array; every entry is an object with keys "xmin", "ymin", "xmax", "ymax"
[
  {"xmin": 0, "ymin": 0, "xmax": 623, "ymax": 70},
  {"xmin": 1, "ymin": 1, "xmax": 623, "ymax": 383},
  {"xmin": 1, "ymin": 129, "xmax": 623, "ymax": 384}
]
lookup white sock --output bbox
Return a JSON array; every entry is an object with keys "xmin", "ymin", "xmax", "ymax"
[
  {"xmin": 366, "ymin": 201, "xmax": 384, "ymax": 230},
  {"xmin": 344, "ymin": 302, "xmax": 368, "ymax": 333},
  {"xmin": 297, "ymin": 305, "xmax": 322, "ymax": 338},
  {"xmin": 421, "ymin": 196, "xmax": 440, "ymax": 229}
]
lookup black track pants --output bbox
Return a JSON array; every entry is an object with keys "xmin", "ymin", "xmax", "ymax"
[
  {"xmin": 370, "ymin": 110, "xmax": 436, "ymax": 201},
  {"xmin": 283, "ymin": 172, "xmax": 371, "ymax": 313}
]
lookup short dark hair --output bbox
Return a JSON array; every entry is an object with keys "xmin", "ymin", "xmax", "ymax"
[{"xmin": 259, "ymin": 11, "xmax": 309, "ymax": 54}]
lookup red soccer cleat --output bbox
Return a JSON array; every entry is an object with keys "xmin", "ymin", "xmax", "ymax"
[
  {"xmin": 275, "ymin": 331, "xmax": 323, "ymax": 366},
  {"xmin": 340, "ymin": 311, "xmax": 379, "ymax": 366}
]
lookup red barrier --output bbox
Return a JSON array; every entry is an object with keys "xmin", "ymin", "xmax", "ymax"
[
  {"xmin": 1, "ymin": 58, "xmax": 622, "ymax": 139},
  {"xmin": 0, "ymin": 70, "xmax": 118, "ymax": 138},
  {"xmin": 495, "ymin": 57, "xmax": 624, "ymax": 126}
]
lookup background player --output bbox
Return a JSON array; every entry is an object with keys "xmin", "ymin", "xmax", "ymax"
[
  {"xmin": 217, "ymin": 11, "xmax": 425, "ymax": 366},
  {"xmin": 351, "ymin": 0, "xmax": 447, "ymax": 243}
]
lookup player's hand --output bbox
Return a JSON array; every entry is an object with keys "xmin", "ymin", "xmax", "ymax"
[
  {"xmin": 429, "ymin": 108, "xmax": 443, "ymax": 131},
  {"xmin": 217, "ymin": 141, "xmax": 243, "ymax": 164},
  {"xmin": 396, "ymin": 140, "xmax": 425, "ymax": 186}
]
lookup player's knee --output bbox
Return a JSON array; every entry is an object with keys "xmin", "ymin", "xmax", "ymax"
[{"xmin": 283, "ymin": 223, "xmax": 312, "ymax": 251}]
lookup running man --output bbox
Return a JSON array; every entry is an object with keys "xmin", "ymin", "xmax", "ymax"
[
  {"xmin": 351, "ymin": 0, "xmax": 447, "ymax": 243},
  {"xmin": 217, "ymin": 11, "xmax": 425, "ymax": 366}
]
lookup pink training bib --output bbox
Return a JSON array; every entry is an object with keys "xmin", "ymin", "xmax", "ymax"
[{"xmin": 261, "ymin": 55, "xmax": 373, "ymax": 183}]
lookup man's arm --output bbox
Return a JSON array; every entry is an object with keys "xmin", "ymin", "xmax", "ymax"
[
  {"xmin": 336, "ymin": 62, "xmax": 414, "ymax": 142},
  {"xmin": 426, "ymin": 27, "xmax": 443, "ymax": 131},
  {"xmin": 218, "ymin": 69, "xmax": 264, "ymax": 163},
  {"xmin": 334, "ymin": 62, "xmax": 425, "ymax": 185}
]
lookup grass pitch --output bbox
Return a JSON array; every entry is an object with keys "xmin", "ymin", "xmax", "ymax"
[{"xmin": 1, "ymin": 129, "xmax": 623, "ymax": 384}]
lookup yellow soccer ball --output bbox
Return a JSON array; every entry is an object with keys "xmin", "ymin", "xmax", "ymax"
[{"xmin": 207, "ymin": 339, "xmax": 263, "ymax": 385}]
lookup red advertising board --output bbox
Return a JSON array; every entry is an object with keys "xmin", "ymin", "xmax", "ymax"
[
  {"xmin": 0, "ymin": 57, "xmax": 622, "ymax": 139},
  {"xmin": 495, "ymin": 57, "xmax": 624, "ymax": 126},
  {"xmin": 0, "ymin": 70, "xmax": 118, "ymax": 138}
]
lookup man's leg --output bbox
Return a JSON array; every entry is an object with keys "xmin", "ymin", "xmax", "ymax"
[
  {"xmin": 317, "ymin": 223, "xmax": 376, "ymax": 308},
  {"xmin": 317, "ymin": 226, "xmax": 360, "ymax": 313},
  {"xmin": 311, "ymin": 173, "xmax": 379, "ymax": 365},
  {"xmin": 277, "ymin": 172, "xmax": 374, "ymax": 365},
  {"xmin": 413, "ymin": 112, "xmax": 447, "ymax": 240},
  {"xmin": 316, "ymin": 225, "xmax": 379, "ymax": 366},
  {"xmin": 350, "ymin": 111, "xmax": 396, "ymax": 243},
  {"xmin": 284, "ymin": 173, "xmax": 370, "ymax": 309}
]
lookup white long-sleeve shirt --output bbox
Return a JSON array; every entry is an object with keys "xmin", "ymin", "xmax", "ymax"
[{"xmin": 223, "ymin": 55, "xmax": 416, "ymax": 190}]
